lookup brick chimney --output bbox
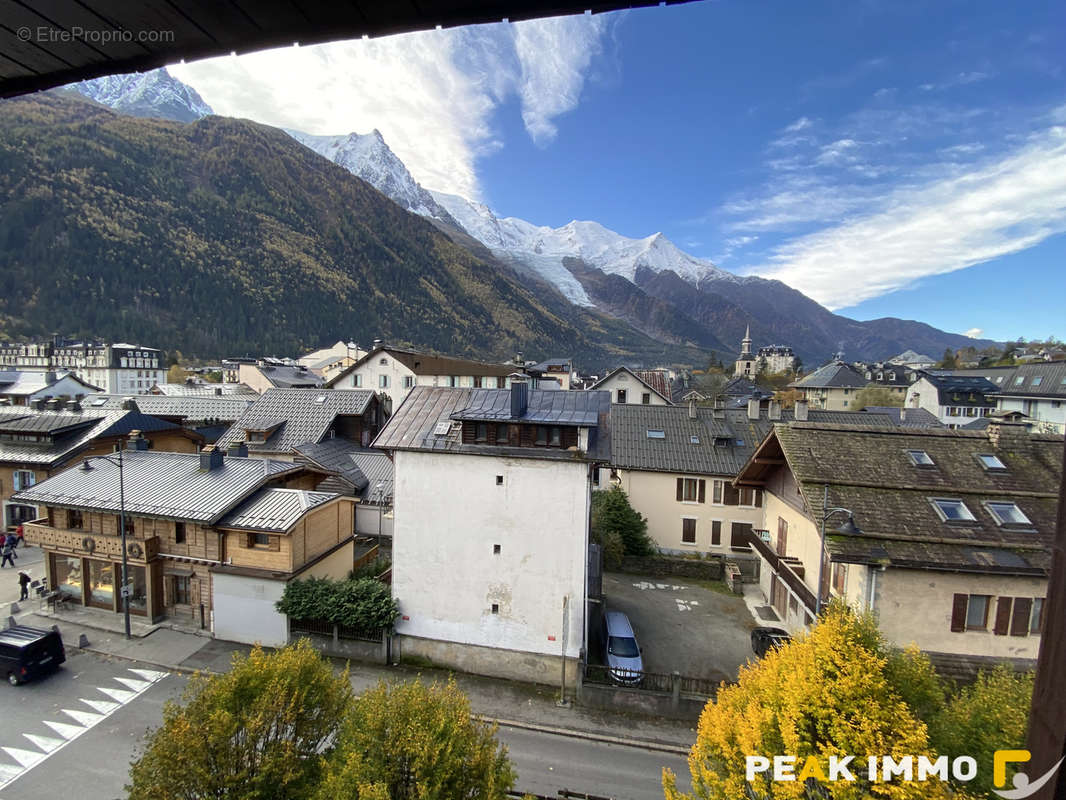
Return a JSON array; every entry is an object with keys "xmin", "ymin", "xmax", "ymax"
[
  {"xmin": 795, "ymin": 400, "xmax": 809, "ymax": 421},
  {"xmin": 199, "ymin": 444, "xmax": 224, "ymax": 471},
  {"xmin": 987, "ymin": 418, "xmax": 1029, "ymax": 451}
]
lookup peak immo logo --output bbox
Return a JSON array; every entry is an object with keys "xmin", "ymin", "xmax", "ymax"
[{"xmin": 991, "ymin": 750, "xmax": 1065, "ymax": 799}]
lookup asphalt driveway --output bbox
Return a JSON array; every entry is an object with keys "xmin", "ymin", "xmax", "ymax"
[{"xmin": 599, "ymin": 572, "xmax": 759, "ymax": 684}]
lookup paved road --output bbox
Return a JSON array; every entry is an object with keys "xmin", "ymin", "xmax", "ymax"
[
  {"xmin": 0, "ymin": 543, "xmax": 45, "ymax": 608},
  {"xmin": 0, "ymin": 650, "xmax": 690, "ymax": 800}
]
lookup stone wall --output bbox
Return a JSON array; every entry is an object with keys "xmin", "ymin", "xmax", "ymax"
[{"xmin": 617, "ymin": 555, "xmax": 724, "ymax": 581}]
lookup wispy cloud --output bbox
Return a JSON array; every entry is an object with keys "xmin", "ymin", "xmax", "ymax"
[
  {"xmin": 919, "ymin": 71, "xmax": 992, "ymax": 91},
  {"xmin": 743, "ymin": 125, "xmax": 1066, "ymax": 309},
  {"xmin": 170, "ymin": 14, "xmax": 614, "ymax": 199},
  {"xmin": 964, "ymin": 328, "xmax": 984, "ymax": 338}
]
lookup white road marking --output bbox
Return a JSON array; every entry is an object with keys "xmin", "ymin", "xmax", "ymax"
[{"xmin": 0, "ymin": 668, "xmax": 168, "ymax": 791}]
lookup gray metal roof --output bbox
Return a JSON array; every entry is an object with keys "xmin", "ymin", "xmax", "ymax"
[
  {"xmin": 291, "ymin": 438, "xmax": 395, "ymax": 502},
  {"xmin": 350, "ymin": 451, "xmax": 394, "ymax": 503},
  {"xmin": 254, "ymin": 364, "xmax": 324, "ymax": 388},
  {"xmin": 0, "ymin": 413, "xmax": 98, "ymax": 435},
  {"xmin": 984, "ymin": 362, "xmax": 1066, "ymax": 399},
  {"xmin": 0, "ymin": 406, "xmax": 184, "ymax": 466},
  {"xmin": 216, "ymin": 388, "xmax": 376, "ymax": 454},
  {"xmin": 791, "ymin": 361, "xmax": 868, "ymax": 389},
  {"xmin": 87, "ymin": 394, "xmax": 254, "ymax": 422},
  {"xmin": 12, "ymin": 449, "xmax": 303, "ymax": 523},
  {"xmin": 154, "ymin": 383, "xmax": 259, "ymax": 397},
  {"xmin": 0, "ymin": 369, "xmax": 101, "ymax": 395},
  {"xmin": 860, "ymin": 407, "xmax": 944, "ymax": 428},
  {"xmin": 218, "ymin": 488, "xmax": 339, "ymax": 532},
  {"xmin": 374, "ymin": 386, "xmax": 610, "ymax": 461},
  {"xmin": 451, "ymin": 388, "xmax": 604, "ymax": 425},
  {"xmin": 919, "ymin": 373, "xmax": 999, "ymax": 406}
]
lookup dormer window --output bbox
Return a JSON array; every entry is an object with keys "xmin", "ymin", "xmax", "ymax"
[
  {"xmin": 977, "ymin": 453, "xmax": 1006, "ymax": 471},
  {"xmin": 907, "ymin": 450, "xmax": 935, "ymax": 467},
  {"xmin": 985, "ymin": 501, "xmax": 1031, "ymax": 526},
  {"xmin": 931, "ymin": 498, "xmax": 976, "ymax": 522}
]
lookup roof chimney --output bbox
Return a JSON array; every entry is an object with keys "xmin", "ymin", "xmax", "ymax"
[
  {"xmin": 32, "ymin": 398, "xmax": 47, "ymax": 411},
  {"xmin": 214, "ymin": 387, "xmax": 222, "ymax": 396},
  {"xmin": 372, "ymin": 338, "xmax": 384, "ymax": 350},
  {"xmin": 899, "ymin": 407, "xmax": 906, "ymax": 423},
  {"xmin": 44, "ymin": 398, "xmax": 60, "ymax": 411},
  {"xmin": 227, "ymin": 442, "xmax": 248, "ymax": 458},
  {"xmin": 199, "ymin": 444, "xmax": 224, "ymax": 471},
  {"xmin": 510, "ymin": 375, "xmax": 529, "ymax": 419},
  {"xmin": 120, "ymin": 398, "xmax": 140, "ymax": 412},
  {"xmin": 44, "ymin": 370, "xmax": 57, "ymax": 385},
  {"xmin": 987, "ymin": 418, "xmax": 1028, "ymax": 451},
  {"xmin": 688, "ymin": 398, "xmax": 697, "ymax": 419},
  {"xmin": 768, "ymin": 400, "xmax": 781, "ymax": 421},
  {"xmin": 794, "ymin": 400, "xmax": 809, "ymax": 422},
  {"xmin": 126, "ymin": 430, "xmax": 149, "ymax": 451},
  {"xmin": 747, "ymin": 398, "xmax": 760, "ymax": 420}
]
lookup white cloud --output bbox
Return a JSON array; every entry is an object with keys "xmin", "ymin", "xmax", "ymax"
[
  {"xmin": 169, "ymin": 14, "xmax": 613, "ymax": 199},
  {"xmin": 964, "ymin": 328, "xmax": 984, "ymax": 338},
  {"xmin": 744, "ymin": 125, "xmax": 1066, "ymax": 309},
  {"xmin": 785, "ymin": 116, "xmax": 813, "ymax": 132}
]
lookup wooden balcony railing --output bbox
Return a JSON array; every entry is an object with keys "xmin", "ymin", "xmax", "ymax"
[{"xmin": 23, "ymin": 521, "xmax": 159, "ymax": 563}]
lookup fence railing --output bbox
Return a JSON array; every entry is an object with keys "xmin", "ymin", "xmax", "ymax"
[
  {"xmin": 583, "ymin": 662, "xmax": 717, "ymax": 698},
  {"xmin": 290, "ymin": 617, "xmax": 385, "ymax": 643}
]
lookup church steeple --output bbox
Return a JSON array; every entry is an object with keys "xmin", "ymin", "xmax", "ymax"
[{"xmin": 740, "ymin": 325, "xmax": 752, "ymax": 357}]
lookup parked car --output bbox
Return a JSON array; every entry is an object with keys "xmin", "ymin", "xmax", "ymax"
[
  {"xmin": 603, "ymin": 611, "xmax": 643, "ymax": 685},
  {"xmin": 750, "ymin": 626, "xmax": 791, "ymax": 658},
  {"xmin": 0, "ymin": 625, "xmax": 66, "ymax": 685}
]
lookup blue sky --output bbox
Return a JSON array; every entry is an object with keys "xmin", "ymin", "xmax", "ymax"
[{"xmin": 172, "ymin": 0, "xmax": 1065, "ymax": 343}]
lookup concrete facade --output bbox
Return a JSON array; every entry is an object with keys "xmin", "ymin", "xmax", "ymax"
[{"xmin": 391, "ymin": 449, "xmax": 589, "ymax": 684}]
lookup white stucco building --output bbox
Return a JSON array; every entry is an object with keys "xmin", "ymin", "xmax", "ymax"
[
  {"xmin": 373, "ymin": 381, "xmax": 610, "ymax": 686},
  {"xmin": 588, "ymin": 366, "xmax": 671, "ymax": 405},
  {"xmin": 0, "ymin": 339, "xmax": 166, "ymax": 395}
]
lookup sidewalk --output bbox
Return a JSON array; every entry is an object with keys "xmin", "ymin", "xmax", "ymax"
[{"xmin": 8, "ymin": 605, "xmax": 698, "ymax": 754}]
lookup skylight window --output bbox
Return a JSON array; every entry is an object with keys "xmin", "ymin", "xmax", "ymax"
[
  {"xmin": 89, "ymin": 397, "xmax": 107, "ymax": 406},
  {"xmin": 977, "ymin": 453, "xmax": 1006, "ymax": 471},
  {"xmin": 931, "ymin": 498, "xmax": 976, "ymax": 522},
  {"xmin": 433, "ymin": 421, "xmax": 451, "ymax": 436},
  {"xmin": 315, "ymin": 395, "xmax": 327, "ymax": 403},
  {"xmin": 907, "ymin": 450, "xmax": 935, "ymax": 466},
  {"xmin": 646, "ymin": 429, "xmax": 665, "ymax": 439},
  {"xmin": 1014, "ymin": 376, "xmax": 1025, "ymax": 385},
  {"xmin": 985, "ymin": 501, "xmax": 1031, "ymax": 526},
  {"xmin": 1032, "ymin": 376, "xmax": 1043, "ymax": 386},
  {"xmin": 690, "ymin": 435, "xmax": 700, "ymax": 444}
]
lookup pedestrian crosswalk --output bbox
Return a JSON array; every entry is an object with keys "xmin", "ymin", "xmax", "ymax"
[{"xmin": 0, "ymin": 667, "xmax": 168, "ymax": 792}]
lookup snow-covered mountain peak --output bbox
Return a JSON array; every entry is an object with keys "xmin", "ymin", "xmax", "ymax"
[{"xmin": 70, "ymin": 67, "xmax": 212, "ymax": 123}]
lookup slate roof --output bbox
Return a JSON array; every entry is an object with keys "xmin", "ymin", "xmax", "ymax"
[
  {"xmin": 918, "ymin": 373, "xmax": 999, "ymax": 406},
  {"xmin": 987, "ymin": 362, "xmax": 1066, "ymax": 399},
  {"xmin": 589, "ymin": 367, "xmax": 673, "ymax": 403},
  {"xmin": 0, "ymin": 406, "xmax": 189, "ymax": 466},
  {"xmin": 325, "ymin": 346, "xmax": 515, "ymax": 387},
  {"xmin": 254, "ymin": 364, "xmax": 323, "ymax": 388},
  {"xmin": 373, "ymin": 386, "xmax": 611, "ymax": 461},
  {"xmin": 737, "ymin": 423, "xmax": 1062, "ymax": 575},
  {"xmin": 216, "ymin": 388, "xmax": 376, "ymax": 454},
  {"xmin": 860, "ymin": 406, "xmax": 943, "ymax": 428},
  {"xmin": 608, "ymin": 405, "xmax": 909, "ymax": 477},
  {"xmin": 153, "ymin": 383, "xmax": 259, "ymax": 397},
  {"xmin": 791, "ymin": 361, "xmax": 868, "ymax": 389},
  {"xmin": 218, "ymin": 488, "xmax": 339, "ymax": 532},
  {"xmin": 86, "ymin": 394, "xmax": 253, "ymax": 422},
  {"xmin": 0, "ymin": 369, "xmax": 101, "ymax": 395},
  {"xmin": 12, "ymin": 449, "xmax": 305, "ymax": 523},
  {"xmin": 451, "ymin": 389, "xmax": 602, "ymax": 425}
]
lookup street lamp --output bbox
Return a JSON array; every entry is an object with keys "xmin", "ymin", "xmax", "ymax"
[
  {"xmin": 816, "ymin": 484, "xmax": 861, "ymax": 616},
  {"xmin": 80, "ymin": 448, "xmax": 131, "ymax": 640}
]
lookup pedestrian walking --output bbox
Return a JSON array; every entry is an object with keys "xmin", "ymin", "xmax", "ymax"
[
  {"xmin": 0, "ymin": 538, "xmax": 14, "ymax": 568},
  {"xmin": 14, "ymin": 524, "xmax": 24, "ymax": 547},
  {"xmin": 18, "ymin": 570, "xmax": 30, "ymax": 601},
  {"xmin": 4, "ymin": 533, "xmax": 16, "ymax": 559}
]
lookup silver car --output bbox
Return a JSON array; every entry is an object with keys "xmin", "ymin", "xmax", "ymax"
[{"xmin": 603, "ymin": 610, "xmax": 643, "ymax": 685}]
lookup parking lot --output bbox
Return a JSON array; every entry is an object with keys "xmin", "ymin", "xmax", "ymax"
[{"xmin": 599, "ymin": 572, "xmax": 759, "ymax": 684}]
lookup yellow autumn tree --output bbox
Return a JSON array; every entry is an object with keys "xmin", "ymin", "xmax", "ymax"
[{"xmin": 663, "ymin": 605, "xmax": 980, "ymax": 800}]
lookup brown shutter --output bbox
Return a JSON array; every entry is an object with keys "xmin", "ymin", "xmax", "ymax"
[
  {"xmin": 1010, "ymin": 598, "xmax": 1032, "ymax": 637},
  {"xmin": 711, "ymin": 520, "xmax": 721, "ymax": 546},
  {"xmin": 698, "ymin": 480, "xmax": 706, "ymax": 503},
  {"xmin": 993, "ymin": 597, "xmax": 1012, "ymax": 635},
  {"xmin": 754, "ymin": 488, "xmax": 762, "ymax": 508},
  {"xmin": 950, "ymin": 593, "xmax": 968, "ymax": 632},
  {"xmin": 676, "ymin": 478, "xmax": 683, "ymax": 501},
  {"xmin": 724, "ymin": 484, "xmax": 740, "ymax": 505},
  {"xmin": 246, "ymin": 532, "xmax": 255, "ymax": 548}
]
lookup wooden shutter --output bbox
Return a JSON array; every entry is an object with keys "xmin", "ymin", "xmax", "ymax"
[
  {"xmin": 950, "ymin": 593, "xmax": 968, "ymax": 632},
  {"xmin": 676, "ymin": 478, "xmax": 684, "ymax": 501},
  {"xmin": 682, "ymin": 519, "xmax": 696, "ymax": 544},
  {"xmin": 993, "ymin": 597, "xmax": 1012, "ymax": 635},
  {"xmin": 246, "ymin": 532, "xmax": 255, "ymax": 548},
  {"xmin": 698, "ymin": 480, "xmax": 706, "ymax": 503},
  {"xmin": 754, "ymin": 488, "xmax": 762, "ymax": 508},
  {"xmin": 724, "ymin": 484, "xmax": 740, "ymax": 506},
  {"xmin": 1010, "ymin": 597, "xmax": 1033, "ymax": 637},
  {"xmin": 711, "ymin": 520, "xmax": 721, "ymax": 546}
]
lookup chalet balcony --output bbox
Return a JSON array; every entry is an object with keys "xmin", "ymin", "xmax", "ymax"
[
  {"xmin": 746, "ymin": 528, "xmax": 818, "ymax": 613},
  {"xmin": 22, "ymin": 520, "xmax": 159, "ymax": 564}
]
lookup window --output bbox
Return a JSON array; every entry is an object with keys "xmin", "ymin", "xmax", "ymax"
[
  {"xmin": 947, "ymin": 407, "xmax": 961, "ymax": 416},
  {"xmin": 1031, "ymin": 598, "xmax": 1044, "ymax": 634},
  {"xmin": 378, "ymin": 375, "xmax": 390, "ymax": 388},
  {"xmin": 931, "ymin": 498, "xmax": 976, "ymax": 522},
  {"xmin": 1032, "ymin": 376, "xmax": 1043, "ymax": 386},
  {"xmin": 449, "ymin": 375, "xmax": 459, "ymax": 387},
  {"xmin": 497, "ymin": 376, "xmax": 506, "ymax": 388},
  {"xmin": 252, "ymin": 533, "xmax": 272, "ymax": 546},
  {"xmin": 496, "ymin": 423, "xmax": 509, "ymax": 443},
  {"xmin": 402, "ymin": 376, "xmax": 414, "ymax": 389},
  {"xmin": 12, "ymin": 470, "xmax": 35, "ymax": 491},
  {"xmin": 120, "ymin": 515, "xmax": 134, "ymax": 537},
  {"xmin": 965, "ymin": 407, "xmax": 977, "ymax": 416},
  {"xmin": 493, "ymin": 544, "xmax": 501, "ymax": 554},
  {"xmin": 985, "ymin": 501, "xmax": 1031, "ymax": 526},
  {"xmin": 646, "ymin": 429, "xmax": 665, "ymax": 439},
  {"xmin": 738, "ymin": 487, "xmax": 760, "ymax": 507},
  {"xmin": 379, "ymin": 358, "xmax": 388, "ymax": 365},
  {"xmin": 473, "ymin": 376, "xmax": 483, "ymax": 388},
  {"xmin": 965, "ymin": 594, "xmax": 990, "ymax": 630},
  {"xmin": 642, "ymin": 392, "xmax": 651, "ymax": 404},
  {"xmin": 549, "ymin": 427, "xmax": 562, "ymax": 446},
  {"xmin": 68, "ymin": 509, "xmax": 83, "ymax": 529},
  {"xmin": 712, "ymin": 480, "xmax": 724, "ymax": 504},
  {"xmin": 1014, "ymin": 376, "xmax": 1024, "ymax": 385},
  {"xmin": 832, "ymin": 563, "xmax": 846, "ymax": 594},
  {"xmin": 535, "ymin": 426, "xmax": 548, "ymax": 445},
  {"xmin": 175, "ymin": 522, "xmax": 186, "ymax": 544},
  {"xmin": 710, "ymin": 520, "xmax": 722, "ymax": 546},
  {"xmin": 495, "ymin": 475, "xmax": 503, "ymax": 486},
  {"xmin": 353, "ymin": 374, "xmax": 362, "ymax": 388},
  {"xmin": 616, "ymin": 389, "xmax": 627, "ymax": 403},
  {"xmin": 690, "ymin": 435, "xmax": 700, "ymax": 444},
  {"xmin": 677, "ymin": 478, "xmax": 705, "ymax": 503},
  {"xmin": 173, "ymin": 575, "xmax": 191, "ymax": 605},
  {"xmin": 681, "ymin": 518, "xmax": 697, "ymax": 544},
  {"xmin": 977, "ymin": 453, "xmax": 1006, "ymax": 471},
  {"xmin": 907, "ymin": 450, "xmax": 935, "ymax": 466},
  {"xmin": 491, "ymin": 603, "xmax": 499, "ymax": 614},
  {"xmin": 475, "ymin": 423, "xmax": 488, "ymax": 442}
]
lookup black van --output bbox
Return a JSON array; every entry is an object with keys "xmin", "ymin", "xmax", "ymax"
[{"xmin": 0, "ymin": 625, "xmax": 66, "ymax": 685}]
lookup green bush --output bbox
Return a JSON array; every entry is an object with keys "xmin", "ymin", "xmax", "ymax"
[
  {"xmin": 591, "ymin": 486, "xmax": 656, "ymax": 558},
  {"xmin": 276, "ymin": 577, "xmax": 399, "ymax": 631},
  {"xmin": 349, "ymin": 556, "xmax": 391, "ymax": 581}
]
